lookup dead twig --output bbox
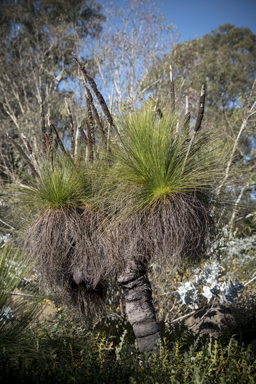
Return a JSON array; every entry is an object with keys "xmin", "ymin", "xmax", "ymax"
[
  {"xmin": 181, "ymin": 85, "xmax": 205, "ymax": 175},
  {"xmin": 169, "ymin": 65, "xmax": 175, "ymax": 113},
  {"xmin": 40, "ymin": 102, "xmax": 47, "ymax": 154},
  {"xmin": 65, "ymin": 98, "xmax": 75, "ymax": 158},
  {"xmin": 7, "ymin": 134, "xmax": 40, "ymax": 178}
]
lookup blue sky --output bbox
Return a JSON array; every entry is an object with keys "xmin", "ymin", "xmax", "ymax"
[
  {"xmin": 162, "ymin": 0, "xmax": 256, "ymax": 42},
  {"xmin": 112, "ymin": 0, "xmax": 256, "ymax": 42}
]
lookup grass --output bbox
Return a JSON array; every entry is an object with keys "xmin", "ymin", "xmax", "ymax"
[
  {"xmin": 1, "ymin": 306, "xmax": 256, "ymax": 383},
  {"xmin": 102, "ymin": 104, "xmax": 226, "ymax": 218},
  {"xmin": 0, "ymin": 244, "xmax": 41, "ymax": 361},
  {"xmin": 17, "ymin": 153, "xmax": 91, "ymax": 214}
]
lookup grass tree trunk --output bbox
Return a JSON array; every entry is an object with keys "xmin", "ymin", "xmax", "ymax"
[{"xmin": 117, "ymin": 264, "xmax": 163, "ymax": 353}]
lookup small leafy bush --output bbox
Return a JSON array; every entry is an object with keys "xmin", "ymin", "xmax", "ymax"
[{"xmin": 148, "ymin": 233, "xmax": 256, "ymax": 326}]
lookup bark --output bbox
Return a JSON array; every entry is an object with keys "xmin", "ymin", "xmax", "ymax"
[
  {"xmin": 169, "ymin": 65, "xmax": 175, "ymax": 113},
  {"xmin": 117, "ymin": 265, "xmax": 163, "ymax": 353},
  {"xmin": 65, "ymin": 98, "xmax": 75, "ymax": 159},
  {"xmin": 40, "ymin": 102, "xmax": 47, "ymax": 154},
  {"xmin": 85, "ymin": 120, "xmax": 94, "ymax": 162},
  {"xmin": 51, "ymin": 124, "xmax": 66, "ymax": 154},
  {"xmin": 194, "ymin": 84, "xmax": 206, "ymax": 132}
]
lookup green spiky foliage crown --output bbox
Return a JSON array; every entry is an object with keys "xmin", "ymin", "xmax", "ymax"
[
  {"xmin": 8, "ymin": 150, "xmax": 110, "ymax": 319},
  {"xmin": 18, "ymin": 154, "xmax": 91, "ymax": 215},
  {"xmin": 101, "ymin": 103, "xmax": 226, "ymax": 219},
  {"xmin": 95, "ymin": 103, "xmax": 229, "ymax": 267}
]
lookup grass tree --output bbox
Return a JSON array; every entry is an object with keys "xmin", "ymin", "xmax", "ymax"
[
  {"xmin": 6, "ymin": 107, "xmax": 112, "ymax": 317},
  {"xmin": 19, "ymin": 157, "xmax": 109, "ymax": 312},
  {"xmin": 96, "ymin": 96, "xmax": 226, "ymax": 351},
  {"xmin": 5, "ymin": 56, "xmax": 228, "ymax": 353}
]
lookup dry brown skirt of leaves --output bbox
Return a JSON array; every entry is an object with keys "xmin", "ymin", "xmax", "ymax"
[
  {"xmin": 21, "ymin": 192, "xmax": 212, "ymax": 315},
  {"xmin": 22, "ymin": 207, "xmax": 112, "ymax": 317},
  {"xmin": 104, "ymin": 192, "xmax": 213, "ymax": 272}
]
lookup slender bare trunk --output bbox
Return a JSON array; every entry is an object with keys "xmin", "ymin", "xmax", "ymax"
[{"xmin": 117, "ymin": 266, "xmax": 163, "ymax": 353}]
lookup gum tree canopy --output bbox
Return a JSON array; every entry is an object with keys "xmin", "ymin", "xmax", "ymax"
[
  {"xmin": 0, "ymin": 0, "xmax": 105, "ymax": 178},
  {"xmin": 142, "ymin": 24, "xmax": 256, "ymax": 121}
]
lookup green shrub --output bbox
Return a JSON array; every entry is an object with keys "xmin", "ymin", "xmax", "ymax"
[{"xmin": 1, "ymin": 309, "xmax": 256, "ymax": 384}]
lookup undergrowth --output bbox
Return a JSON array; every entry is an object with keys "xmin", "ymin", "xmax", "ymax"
[
  {"xmin": 1, "ymin": 235, "xmax": 256, "ymax": 383},
  {"xmin": 1, "ymin": 310, "xmax": 256, "ymax": 384}
]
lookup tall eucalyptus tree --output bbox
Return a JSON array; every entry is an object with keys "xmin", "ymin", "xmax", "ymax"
[{"xmin": 0, "ymin": 0, "xmax": 105, "ymax": 179}]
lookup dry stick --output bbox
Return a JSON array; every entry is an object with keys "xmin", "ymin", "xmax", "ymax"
[
  {"xmin": 228, "ymin": 182, "xmax": 249, "ymax": 228},
  {"xmin": 79, "ymin": 74, "xmax": 95, "ymax": 149},
  {"xmin": 21, "ymin": 133, "xmax": 42, "ymax": 177},
  {"xmin": 171, "ymin": 304, "xmax": 212, "ymax": 328},
  {"xmin": 54, "ymin": 137, "xmax": 59, "ymax": 150},
  {"xmin": 183, "ymin": 112, "xmax": 191, "ymax": 130},
  {"xmin": 154, "ymin": 98, "xmax": 163, "ymax": 119},
  {"xmin": 46, "ymin": 114, "xmax": 53, "ymax": 147},
  {"xmin": 51, "ymin": 124, "xmax": 66, "ymax": 154},
  {"xmin": 215, "ymin": 101, "xmax": 256, "ymax": 200},
  {"xmin": 21, "ymin": 133, "xmax": 33, "ymax": 156},
  {"xmin": 171, "ymin": 309, "xmax": 197, "ymax": 323},
  {"xmin": 46, "ymin": 115, "xmax": 54, "ymax": 171},
  {"xmin": 72, "ymin": 52, "xmax": 113, "ymax": 125},
  {"xmin": 181, "ymin": 85, "xmax": 206, "ymax": 175},
  {"xmin": 169, "ymin": 65, "xmax": 175, "ymax": 113},
  {"xmin": 40, "ymin": 102, "xmax": 47, "ymax": 154},
  {"xmin": 85, "ymin": 96, "xmax": 95, "ymax": 146},
  {"xmin": 7, "ymin": 134, "xmax": 40, "ymax": 178},
  {"xmin": 0, "ymin": 218, "xmax": 15, "ymax": 230},
  {"xmin": 91, "ymin": 102, "xmax": 108, "ymax": 146},
  {"xmin": 74, "ymin": 127, "xmax": 80, "ymax": 159},
  {"xmin": 189, "ymin": 299, "xmax": 216, "ymax": 331},
  {"xmin": 78, "ymin": 125, "xmax": 88, "ymax": 146},
  {"xmin": 244, "ymin": 275, "xmax": 256, "ymax": 287},
  {"xmin": 83, "ymin": 93, "xmax": 95, "ymax": 162},
  {"xmin": 71, "ymin": 52, "xmax": 127, "ymax": 154},
  {"xmin": 81, "ymin": 75, "xmax": 108, "ymax": 149},
  {"xmin": 180, "ymin": 98, "xmax": 191, "ymax": 139},
  {"xmin": 65, "ymin": 98, "xmax": 75, "ymax": 158},
  {"xmin": 235, "ymin": 211, "xmax": 256, "ymax": 223},
  {"xmin": 194, "ymin": 84, "xmax": 206, "ymax": 132},
  {"xmin": 175, "ymin": 120, "xmax": 180, "ymax": 136},
  {"xmin": 183, "ymin": 96, "xmax": 191, "ymax": 129},
  {"xmin": 164, "ymin": 298, "xmax": 177, "ymax": 325},
  {"xmin": 108, "ymin": 84, "xmax": 115, "ymax": 152},
  {"xmin": 85, "ymin": 120, "xmax": 94, "ymax": 162},
  {"xmin": 180, "ymin": 133, "xmax": 195, "ymax": 176},
  {"xmin": 46, "ymin": 115, "xmax": 53, "ymax": 163},
  {"xmin": 10, "ymin": 292, "xmax": 40, "ymax": 298},
  {"xmin": 45, "ymin": 134, "xmax": 51, "ymax": 153}
]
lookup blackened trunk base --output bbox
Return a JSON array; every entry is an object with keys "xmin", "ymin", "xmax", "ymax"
[{"xmin": 117, "ymin": 266, "xmax": 163, "ymax": 353}]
